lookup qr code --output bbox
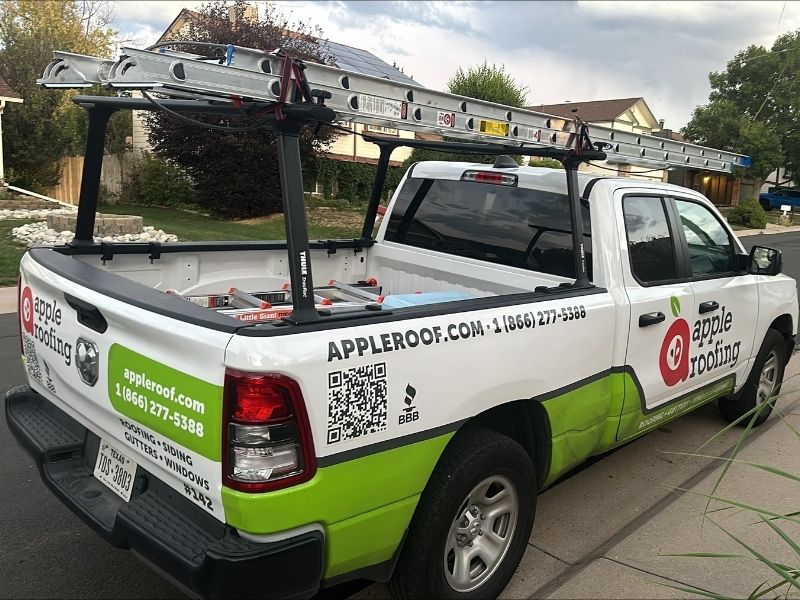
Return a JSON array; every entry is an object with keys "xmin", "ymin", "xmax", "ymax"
[
  {"xmin": 327, "ymin": 363, "xmax": 388, "ymax": 444},
  {"xmin": 22, "ymin": 335, "xmax": 42, "ymax": 384}
]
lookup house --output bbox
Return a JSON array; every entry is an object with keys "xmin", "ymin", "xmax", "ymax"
[
  {"xmin": 133, "ymin": 5, "xmax": 418, "ymax": 183},
  {"xmin": 0, "ymin": 75, "xmax": 23, "ymax": 183},
  {"xmin": 527, "ymin": 97, "xmax": 668, "ymax": 181},
  {"xmin": 529, "ymin": 97, "xmax": 740, "ymax": 205}
]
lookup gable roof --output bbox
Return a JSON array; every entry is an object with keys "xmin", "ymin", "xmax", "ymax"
[
  {"xmin": 157, "ymin": 9, "xmax": 417, "ymax": 86},
  {"xmin": 527, "ymin": 97, "xmax": 644, "ymax": 122},
  {"xmin": 0, "ymin": 75, "xmax": 22, "ymax": 102}
]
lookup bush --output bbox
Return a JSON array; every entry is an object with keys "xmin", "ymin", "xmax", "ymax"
[
  {"xmin": 310, "ymin": 158, "xmax": 405, "ymax": 204},
  {"xmin": 727, "ymin": 197, "xmax": 767, "ymax": 229},
  {"xmin": 122, "ymin": 154, "xmax": 194, "ymax": 208}
]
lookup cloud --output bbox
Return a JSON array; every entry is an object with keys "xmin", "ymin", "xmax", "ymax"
[{"xmin": 111, "ymin": 0, "xmax": 800, "ymax": 129}]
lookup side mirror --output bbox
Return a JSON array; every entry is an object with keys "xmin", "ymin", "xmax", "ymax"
[{"xmin": 748, "ymin": 245, "xmax": 782, "ymax": 275}]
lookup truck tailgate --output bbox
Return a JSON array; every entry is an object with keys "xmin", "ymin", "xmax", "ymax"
[{"xmin": 19, "ymin": 251, "xmax": 233, "ymax": 521}]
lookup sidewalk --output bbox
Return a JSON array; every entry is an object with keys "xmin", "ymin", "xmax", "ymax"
[
  {"xmin": 0, "ymin": 286, "xmax": 15, "ymax": 314},
  {"xmin": 735, "ymin": 223, "xmax": 800, "ymax": 237}
]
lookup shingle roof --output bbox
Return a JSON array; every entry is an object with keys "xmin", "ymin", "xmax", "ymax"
[
  {"xmin": 0, "ymin": 75, "xmax": 21, "ymax": 100},
  {"xmin": 527, "ymin": 98, "xmax": 642, "ymax": 122}
]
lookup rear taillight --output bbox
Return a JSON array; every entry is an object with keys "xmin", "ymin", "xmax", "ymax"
[{"xmin": 222, "ymin": 370, "xmax": 315, "ymax": 492}]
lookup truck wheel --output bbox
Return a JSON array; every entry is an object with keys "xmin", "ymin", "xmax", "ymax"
[
  {"xmin": 719, "ymin": 329, "xmax": 786, "ymax": 427},
  {"xmin": 389, "ymin": 427, "xmax": 536, "ymax": 599},
  {"xmin": 760, "ymin": 199, "xmax": 771, "ymax": 211}
]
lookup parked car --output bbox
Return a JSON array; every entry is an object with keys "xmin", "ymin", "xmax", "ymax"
[{"xmin": 759, "ymin": 187, "xmax": 800, "ymax": 211}]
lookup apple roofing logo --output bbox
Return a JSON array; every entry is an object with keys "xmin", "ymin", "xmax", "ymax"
[{"xmin": 659, "ymin": 296, "xmax": 690, "ymax": 386}]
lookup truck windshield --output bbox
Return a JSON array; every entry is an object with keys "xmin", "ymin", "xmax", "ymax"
[{"xmin": 384, "ymin": 177, "xmax": 592, "ymax": 280}]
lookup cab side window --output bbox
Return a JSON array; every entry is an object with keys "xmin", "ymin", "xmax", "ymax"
[
  {"xmin": 674, "ymin": 199, "xmax": 736, "ymax": 276},
  {"xmin": 623, "ymin": 196, "xmax": 678, "ymax": 284}
]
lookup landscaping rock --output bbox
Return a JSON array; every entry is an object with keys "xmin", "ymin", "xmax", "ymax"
[{"xmin": 10, "ymin": 221, "xmax": 178, "ymax": 247}]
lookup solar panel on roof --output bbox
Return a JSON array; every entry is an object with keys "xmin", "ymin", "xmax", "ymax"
[{"xmin": 315, "ymin": 38, "xmax": 418, "ymax": 85}]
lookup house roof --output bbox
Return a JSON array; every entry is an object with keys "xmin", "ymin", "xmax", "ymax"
[
  {"xmin": 156, "ymin": 8, "xmax": 202, "ymax": 44},
  {"xmin": 527, "ymin": 97, "xmax": 645, "ymax": 122},
  {"xmin": 157, "ymin": 9, "xmax": 417, "ymax": 86},
  {"xmin": 0, "ymin": 75, "xmax": 22, "ymax": 102},
  {"xmin": 318, "ymin": 40, "xmax": 418, "ymax": 86}
]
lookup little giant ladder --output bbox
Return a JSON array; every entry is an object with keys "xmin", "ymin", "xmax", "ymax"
[{"xmin": 38, "ymin": 42, "xmax": 751, "ymax": 323}]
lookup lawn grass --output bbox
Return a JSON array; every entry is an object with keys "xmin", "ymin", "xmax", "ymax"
[
  {"xmin": 101, "ymin": 204, "xmax": 362, "ymax": 241},
  {"xmin": 0, "ymin": 220, "xmax": 34, "ymax": 286},
  {"xmin": 0, "ymin": 204, "xmax": 366, "ymax": 288}
]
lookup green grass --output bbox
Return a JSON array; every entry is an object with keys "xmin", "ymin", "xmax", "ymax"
[
  {"xmin": 101, "ymin": 204, "xmax": 362, "ymax": 241},
  {"xmin": 0, "ymin": 204, "xmax": 366, "ymax": 288},
  {"xmin": 0, "ymin": 220, "xmax": 34, "ymax": 286}
]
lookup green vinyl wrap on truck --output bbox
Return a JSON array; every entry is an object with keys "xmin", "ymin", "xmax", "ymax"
[{"xmin": 219, "ymin": 368, "xmax": 734, "ymax": 579}]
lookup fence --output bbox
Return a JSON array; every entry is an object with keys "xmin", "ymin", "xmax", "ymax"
[{"xmin": 43, "ymin": 152, "xmax": 137, "ymax": 204}]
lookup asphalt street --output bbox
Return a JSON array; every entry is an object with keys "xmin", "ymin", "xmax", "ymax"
[{"xmin": 1, "ymin": 231, "xmax": 799, "ymax": 599}]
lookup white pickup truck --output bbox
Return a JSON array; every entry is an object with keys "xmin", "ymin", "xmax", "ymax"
[
  {"xmin": 7, "ymin": 43, "xmax": 797, "ymax": 600},
  {"xmin": 8, "ymin": 157, "xmax": 797, "ymax": 599}
]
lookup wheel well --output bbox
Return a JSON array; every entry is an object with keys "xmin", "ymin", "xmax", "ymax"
[
  {"xmin": 461, "ymin": 400, "xmax": 550, "ymax": 489},
  {"xmin": 770, "ymin": 314, "xmax": 795, "ymax": 356}
]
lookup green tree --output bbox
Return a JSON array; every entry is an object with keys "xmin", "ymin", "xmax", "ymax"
[
  {"xmin": 145, "ymin": 0, "xmax": 335, "ymax": 218},
  {"xmin": 448, "ymin": 61, "xmax": 528, "ymax": 108},
  {"xmin": 683, "ymin": 30, "xmax": 800, "ymax": 190},
  {"xmin": 405, "ymin": 61, "xmax": 529, "ymax": 167},
  {"xmin": 0, "ymin": 0, "xmax": 121, "ymax": 190}
]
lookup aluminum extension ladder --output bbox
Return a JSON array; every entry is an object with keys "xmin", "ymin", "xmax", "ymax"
[{"xmin": 38, "ymin": 43, "xmax": 749, "ymax": 173}]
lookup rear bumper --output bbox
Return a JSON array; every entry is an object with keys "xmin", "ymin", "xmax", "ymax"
[{"xmin": 5, "ymin": 385, "xmax": 324, "ymax": 599}]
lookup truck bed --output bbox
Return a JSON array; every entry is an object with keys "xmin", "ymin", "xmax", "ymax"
[{"xmin": 34, "ymin": 237, "xmax": 573, "ymax": 329}]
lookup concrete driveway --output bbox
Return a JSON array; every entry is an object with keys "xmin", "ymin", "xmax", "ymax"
[{"xmin": 1, "ymin": 230, "xmax": 799, "ymax": 599}]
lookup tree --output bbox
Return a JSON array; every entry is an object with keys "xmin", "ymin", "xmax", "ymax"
[
  {"xmin": 683, "ymin": 100, "xmax": 782, "ymax": 188},
  {"xmin": 405, "ymin": 61, "xmax": 529, "ymax": 167},
  {"xmin": 0, "ymin": 0, "xmax": 120, "ymax": 190},
  {"xmin": 145, "ymin": 0, "xmax": 335, "ymax": 219},
  {"xmin": 682, "ymin": 30, "xmax": 800, "ymax": 190},
  {"xmin": 448, "ymin": 61, "xmax": 528, "ymax": 108}
]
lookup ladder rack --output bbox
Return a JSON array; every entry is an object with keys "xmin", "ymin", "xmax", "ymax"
[
  {"xmin": 37, "ymin": 40, "xmax": 751, "ymax": 325},
  {"xmin": 39, "ymin": 43, "xmax": 749, "ymax": 173}
]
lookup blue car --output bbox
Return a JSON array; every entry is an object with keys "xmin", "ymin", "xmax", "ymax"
[{"xmin": 760, "ymin": 188, "xmax": 800, "ymax": 211}]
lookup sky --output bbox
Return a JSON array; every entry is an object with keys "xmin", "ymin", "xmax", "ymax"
[{"xmin": 113, "ymin": 0, "xmax": 800, "ymax": 130}]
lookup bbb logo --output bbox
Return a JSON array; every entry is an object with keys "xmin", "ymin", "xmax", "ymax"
[{"xmin": 398, "ymin": 384, "xmax": 419, "ymax": 425}]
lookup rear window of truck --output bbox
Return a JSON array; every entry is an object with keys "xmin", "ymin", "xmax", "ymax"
[{"xmin": 385, "ymin": 177, "xmax": 592, "ymax": 279}]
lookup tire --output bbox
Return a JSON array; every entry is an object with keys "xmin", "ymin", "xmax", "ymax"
[
  {"xmin": 719, "ymin": 328, "xmax": 787, "ymax": 427},
  {"xmin": 760, "ymin": 199, "xmax": 771, "ymax": 212},
  {"xmin": 389, "ymin": 427, "xmax": 536, "ymax": 600}
]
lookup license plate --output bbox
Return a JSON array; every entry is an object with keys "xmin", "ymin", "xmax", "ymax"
[{"xmin": 93, "ymin": 439, "xmax": 137, "ymax": 501}]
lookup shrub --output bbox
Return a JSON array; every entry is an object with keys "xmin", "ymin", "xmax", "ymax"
[
  {"xmin": 122, "ymin": 154, "xmax": 194, "ymax": 209},
  {"xmin": 727, "ymin": 197, "xmax": 767, "ymax": 229},
  {"xmin": 310, "ymin": 158, "xmax": 405, "ymax": 204}
]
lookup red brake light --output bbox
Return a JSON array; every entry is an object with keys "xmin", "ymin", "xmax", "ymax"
[
  {"xmin": 233, "ymin": 381, "xmax": 291, "ymax": 422},
  {"xmin": 461, "ymin": 170, "xmax": 518, "ymax": 186},
  {"xmin": 223, "ymin": 370, "xmax": 316, "ymax": 493}
]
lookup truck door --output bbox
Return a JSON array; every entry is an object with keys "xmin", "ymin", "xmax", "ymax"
[
  {"xmin": 671, "ymin": 196, "xmax": 759, "ymax": 390},
  {"xmin": 619, "ymin": 194, "xmax": 697, "ymax": 411}
]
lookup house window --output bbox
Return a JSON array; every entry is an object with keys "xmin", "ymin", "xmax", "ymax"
[{"xmin": 365, "ymin": 124, "xmax": 399, "ymax": 136}]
